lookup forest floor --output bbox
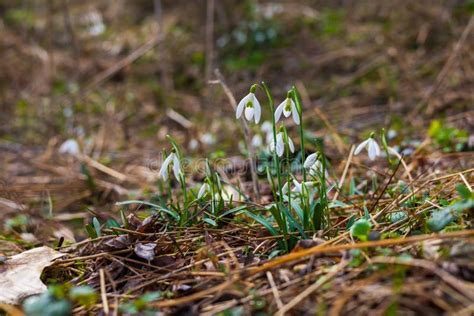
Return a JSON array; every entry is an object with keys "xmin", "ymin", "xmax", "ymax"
[{"xmin": 0, "ymin": 1, "xmax": 473, "ymax": 315}]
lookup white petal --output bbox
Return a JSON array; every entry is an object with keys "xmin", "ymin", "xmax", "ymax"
[
  {"xmin": 288, "ymin": 136, "xmax": 295, "ymax": 153},
  {"xmin": 159, "ymin": 154, "xmax": 174, "ymax": 180},
  {"xmin": 245, "ymin": 106, "xmax": 254, "ymax": 121},
  {"xmin": 251, "ymin": 134, "xmax": 263, "ymax": 147},
  {"xmin": 354, "ymin": 139, "xmax": 370, "ymax": 155},
  {"xmin": 159, "ymin": 167, "xmax": 168, "ymax": 181},
  {"xmin": 172, "ymin": 154, "xmax": 182, "ymax": 179},
  {"xmin": 269, "ymin": 140, "xmax": 275, "ymax": 152},
  {"xmin": 283, "ymin": 100, "xmax": 292, "ymax": 117},
  {"xmin": 261, "ymin": 121, "xmax": 273, "ymax": 133},
  {"xmin": 236, "ymin": 93, "xmax": 250, "ymax": 119},
  {"xmin": 198, "ymin": 183, "xmax": 209, "ymax": 198},
  {"xmin": 367, "ymin": 140, "xmax": 379, "ymax": 160},
  {"xmin": 304, "ymin": 153, "xmax": 318, "ymax": 169},
  {"xmin": 291, "ymin": 100, "xmax": 300, "ymax": 125},
  {"xmin": 276, "ymin": 133, "xmax": 284, "ymax": 157},
  {"xmin": 293, "ymin": 179, "xmax": 302, "ymax": 193},
  {"xmin": 373, "ymin": 140, "xmax": 381, "ymax": 156},
  {"xmin": 282, "ymin": 181, "xmax": 289, "ymax": 194},
  {"xmin": 310, "ymin": 160, "xmax": 322, "ymax": 174},
  {"xmin": 266, "ymin": 133, "xmax": 273, "ymax": 145},
  {"xmin": 253, "ymin": 95, "xmax": 261, "ymax": 123},
  {"xmin": 274, "ymin": 102, "xmax": 285, "ymax": 123},
  {"xmin": 59, "ymin": 139, "xmax": 80, "ymax": 156}
]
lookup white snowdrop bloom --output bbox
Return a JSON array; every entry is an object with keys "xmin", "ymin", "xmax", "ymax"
[
  {"xmin": 261, "ymin": 121, "xmax": 273, "ymax": 134},
  {"xmin": 188, "ymin": 139, "xmax": 199, "ymax": 150},
  {"xmin": 158, "ymin": 152, "xmax": 182, "ymax": 181},
  {"xmin": 275, "ymin": 95, "xmax": 300, "ymax": 125},
  {"xmin": 281, "ymin": 180, "xmax": 300, "ymax": 194},
  {"xmin": 354, "ymin": 136, "xmax": 381, "ymax": 161},
  {"xmin": 303, "ymin": 153, "xmax": 318, "ymax": 169},
  {"xmin": 59, "ymin": 139, "xmax": 80, "ymax": 156},
  {"xmin": 200, "ymin": 133, "xmax": 216, "ymax": 145},
  {"xmin": 387, "ymin": 129, "xmax": 397, "ymax": 139},
  {"xmin": 292, "ymin": 179, "xmax": 304, "ymax": 194},
  {"xmin": 261, "ymin": 121, "xmax": 274, "ymax": 145},
  {"xmin": 270, "ymin": 132, "xmax": 295, "ymax": 157},
  {"xmin": 282, "ymin": 179, "xmax": 315, "ymax": 194},
  {"xmin": 304, "ymin": 153, "xmax": 328, "ymax": 177},
  {"xmin": 251, "ymin": 134, "xmax": 263, "ymax": 148},
  {"xmin": 198, "ymin": 183, "xmax": 210, "ymax": 198},
  {"xmin": 236, "ymin": 91, "xmax": 261, "ymax": 124}
]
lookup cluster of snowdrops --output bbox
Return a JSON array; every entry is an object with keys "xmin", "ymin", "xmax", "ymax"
[{"xmin": 156, "ymin": 83, "xmax": 398, "ymax": 248}]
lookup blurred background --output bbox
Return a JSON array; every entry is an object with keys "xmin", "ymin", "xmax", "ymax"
[{"xmin": 1, "ymin": 0, "xmax": 472, "ymax": 157}]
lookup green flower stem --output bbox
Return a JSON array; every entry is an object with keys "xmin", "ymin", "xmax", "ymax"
[
  {"xmin": 292, "ymin": 87, "xmax": 306, "ymax": 182},
  {"xmin": 317, "ymin": 140, "xmax": 329, "ymax": 230},
  {"xmin": 381, "ymin": 128, "xmax": 393, "ymax": 167},
  {"xmin": 261, "ymin": 82, "xmax": 287, "ymax": 237},
  {"xmin": 285, "ymin": 131, "xmax": 292, "ymax": 230},
  {"xmin": 179, "ymin": 175, "xmax": 188, "ymax": 225}
]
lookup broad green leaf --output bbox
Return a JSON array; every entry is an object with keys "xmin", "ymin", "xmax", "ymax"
[
  {"xmin": 350, "ymin": 219, "xmax": 371, "ymax": 240},
  {"xmin": 456, "ymin": 184, "xmax": 472, "ymax": 200}
]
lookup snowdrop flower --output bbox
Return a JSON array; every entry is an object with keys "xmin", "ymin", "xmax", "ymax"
[
  {"xmin": 291, "ymin": 179, "xmax": 305, "ymax": 194},
  {"xmin": 59, "ymin": 139, "xmax": 80, "ymax": 156},
  {"xmin": 304, "ymin": 153, "xmax": 328, "ymax": 178},
  {"xmin": 159, "ymin": 152, "xmax": 182, "ymax": 181},
  {"xmin": 261, "ymin": 121, "xmax": 273, "ymax": 134},
  {"xmin": 198, "ymin": 182, "xmax": 210, "ymax": 198},
  {"xmin": 251, "ymin": 134, "xmax": 263, "ymax": 148},
  {"xmin": 270, "ymin": 131, "xmax": 295, "ymax": 157},
  {"xmin": 236, "ymin": 85, "xmax": 261, "ymax": 124},
  {"xmin": 275, "ymin": 92, "xmax": 300, "ymax": 125},
  {"xmin": 200, "ymin": 133, "xmax": 216, "ymax": 146},
  {"xmin": 188, "ymin": 139, "xmax": 199, "ymax": 150},
  {"xmin": 354, "ymin": 134, "xmax": 381, "ymax": 161},
  {"xmin": 282, "ymin": 179, "xmax": 316, "ymax": 194},
  {"xmin": 261, "ymin": 121, "xmax": 274, "ymax": 145}
]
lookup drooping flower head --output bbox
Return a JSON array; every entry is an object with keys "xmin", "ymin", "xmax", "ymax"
[
  {"xmin": 59, "ymin": 139, "xmax": 80, "ymax": 156},
  {"xmin": 198, "ymin": 182, "xmax": 210, "ymax": 199},
  {"xmin": 304, "ymin": 153, "xmax": 329, "ymax": 178},
  {"xmin": 275, "ymin": 91, "xmax": 300, "ymax": 125},
  {"xmin": 261, "ymin": 121, "xmax": 274, "ymax": 145},
  {"xmin": 158, "ymin": 150, "xmax": 182, "ymax": 181},
  {"xmin": 270, "ymin": 127, "xmax": 295, "ymax": 157},
  {"xmin": 354, "ymin": 132, "xmax": 381, "ymax": 161},
  {"xmin": 282, "ymin": 179, "xmax": 317, "ymax": 196},
  {"xmin": 236, "ymin": 84, "xmax": 261, "ymax": 124}
]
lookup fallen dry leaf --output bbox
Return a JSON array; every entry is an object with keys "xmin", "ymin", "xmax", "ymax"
[
  {"xmin": 0, "ymin": 246, "xmax": 65, "ymax": 305},
  {"xmin": 135, "ymin": 243, "xmax": 156, "ymax": 261}
]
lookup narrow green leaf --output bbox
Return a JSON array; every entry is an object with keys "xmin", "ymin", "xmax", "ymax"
[
  {"xmin": 92, "ymin": 217, "xmax": 101, "ymax": 237},
  {"xmin": 116, "ymin": 200, "xmax": 180, "ymax": 221},
  {"xmin": 242, "ymin": 211, "xmax": 279, "ymax": 236},
  {"xmin": 203, "ymin": 218, "xmax": 217, "ymax": 227}
]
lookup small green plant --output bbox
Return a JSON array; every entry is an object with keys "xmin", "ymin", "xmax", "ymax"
[
  {"xmin": 428, "ymin": 120, "xmax": 468, "ymax": 152},
  {"xmin": 427, "ymin": 184, "xmax": 473, "ymax": 232},
  {"xmin": 23, "ymin": 285, "xmax": 97, "ymax": 316},
  {"xmin": 350, "ymin": 218, "xmax": 372, "ymax": 241},
  {"xmin": 119, "ymin": 292, "xmax": 161, "ymax": 315},
  {"xmin": 84, "ymin": 217, "xmax": 101, "ymax": 239}
]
